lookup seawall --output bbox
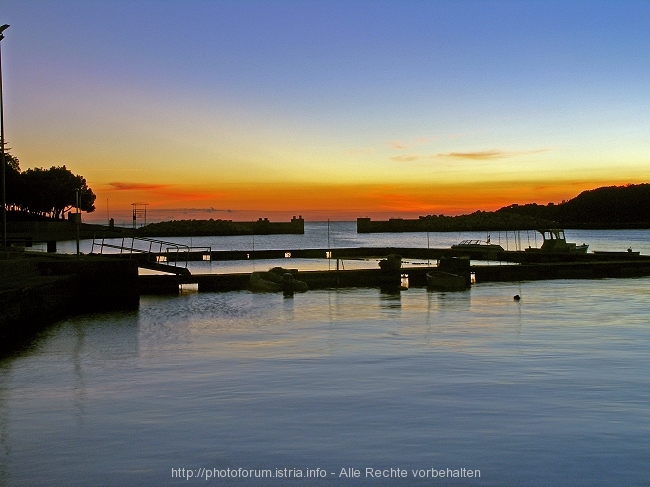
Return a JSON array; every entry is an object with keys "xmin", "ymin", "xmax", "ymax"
[{"xmin": 0, "ymin": 252, "xmax": 139, "ymax": 353}]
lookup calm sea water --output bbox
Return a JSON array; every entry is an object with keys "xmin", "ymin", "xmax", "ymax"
[
  {"xmin": 48, "ymin": 222, "xmax": 650, "ymax": 274},
  {"xmin": 46, "ymin": 222, "xmax": 650, "ymax": 255},
  {"xmin": 4, "ymin": 227, "xmax": 650, "ymax": 486}
]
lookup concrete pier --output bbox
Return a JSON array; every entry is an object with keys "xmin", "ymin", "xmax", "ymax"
[
  {"xmin": 142, "ymin": 246, "xmax": 650, "ymax": 265},
  {"xmin": 138, "ymin": 255, "xmax": 650, "ymax": 295},
  {"xmin": 139, "ymin": 267, "xmax": 429, "ymax": 294}
]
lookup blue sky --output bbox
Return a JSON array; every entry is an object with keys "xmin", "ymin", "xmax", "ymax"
[{"xmin": 3, "ymin": 0, "xmax": 649, "ymax": 220}]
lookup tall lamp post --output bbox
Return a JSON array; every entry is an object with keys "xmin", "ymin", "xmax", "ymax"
[{"xmin": 0, "ymin": 24, "xmax": 9, "ymax": 248}]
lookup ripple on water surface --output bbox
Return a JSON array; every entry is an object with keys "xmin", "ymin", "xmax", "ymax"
[{"xmin": 1, "ymin": 278, "xmax": 649, "ymax": 486}]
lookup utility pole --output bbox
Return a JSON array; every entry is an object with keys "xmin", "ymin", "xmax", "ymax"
[
  {"xmin": 0, "ymin": 24, "xmax": 10, "ymax": 248},
  {"xmin": 76, "ymin": 189, "xmax": 80, "ymax": 259}
]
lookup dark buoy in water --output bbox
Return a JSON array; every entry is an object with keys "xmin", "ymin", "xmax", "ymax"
[{"xmin": 513, "ymin": 294, "xmax": 521, "ymax": 301}]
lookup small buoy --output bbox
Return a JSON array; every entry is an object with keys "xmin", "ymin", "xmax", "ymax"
[{"xmin": 513, "ymin": 294, "xmax": 521, "ymax": 301}]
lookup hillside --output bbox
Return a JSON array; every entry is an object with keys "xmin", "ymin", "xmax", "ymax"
[
  {"xmin": 360, "ymin": 183, "xmax": 650, "ymax": 233},
  {"xmin": 497, "ymin": 184, "xmax": 650, "ymax": 228}
]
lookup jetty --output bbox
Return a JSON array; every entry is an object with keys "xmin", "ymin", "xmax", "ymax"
[
  {"xmin": 98, "ymin": 243, "xmax": 650, "ymax": 266},
  {"xmin": 136, "ymin": 248, "xmax": 650, "ymax": 294}
]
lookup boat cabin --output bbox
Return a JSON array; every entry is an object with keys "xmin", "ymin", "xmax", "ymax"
[{"xmin": 536, "ymin": 229, "xmax": 588, "ymax": 253}]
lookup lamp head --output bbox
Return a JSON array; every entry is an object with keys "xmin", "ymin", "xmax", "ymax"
[{"xmin": 0, "ymin": 24, "xmax": 8, "ymax": 40}]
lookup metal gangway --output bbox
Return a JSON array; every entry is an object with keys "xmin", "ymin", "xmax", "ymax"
[{"xmin": 91, "ymin": 235, "xmax": 211, "ymax": 276}]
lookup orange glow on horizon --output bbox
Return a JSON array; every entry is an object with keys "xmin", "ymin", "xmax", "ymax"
[{"xmin": 88, "ymin": 178, "xmax": 647, "ymax": 223}]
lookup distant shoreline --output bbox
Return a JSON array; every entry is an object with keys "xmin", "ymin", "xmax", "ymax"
[{"xmin": 7, "ymin": 181, "xmax": 650, "ymax": 238}]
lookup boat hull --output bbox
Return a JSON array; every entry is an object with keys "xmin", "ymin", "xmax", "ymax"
[
  {"xmin": 426, "ymin": 270, "xmax": 469, "ymax": 292},
  {"xmin": 250, "ymin": 268, "xmax": 308, "ymax": 293}
]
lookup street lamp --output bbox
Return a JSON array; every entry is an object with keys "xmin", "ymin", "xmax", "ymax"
[{"xmin": 0, "ymin": 24, "xmax": 9, "ymax": 248}]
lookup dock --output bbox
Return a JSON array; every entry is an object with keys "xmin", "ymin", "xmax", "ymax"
[
  {"xmin": 139, "ymin": 260, "xmax": 650, "ymax": 295},
  {"xmin": 112, "ymin": 245, "xmax": 650, "ymax": 264},
  {"xmin": 137, "ymin": 247, "xmax": 650, "ymax": 294}
]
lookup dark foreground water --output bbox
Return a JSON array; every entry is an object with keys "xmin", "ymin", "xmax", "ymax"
[{"xmin": 1, "ymin": 277, "xmax": 649, "ymax": 486}]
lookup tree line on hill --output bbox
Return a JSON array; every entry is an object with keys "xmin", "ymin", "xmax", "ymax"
[
  {"xmin": 494, "ymin": 184, "xmax": 650, "ymax": 228},
  {"xmin": 414, "ymin": 184, "xmax": 650, "ymax": 231},
  {"xmin": 4, "ymin": 152, "xmax": 96, "ymax": 219}
]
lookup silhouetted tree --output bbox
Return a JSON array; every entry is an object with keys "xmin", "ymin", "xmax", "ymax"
[
  {"xmin": 3, "ymin": 153, "xmax": 96, "ymax": 219},
  {"xmin": 495, "ymin": 184, "xmax": 650, "ymax": 228},
  {"xmin": 4, "ymin": 152, "xmax": 23, "ymax": 211},
  {"xmin": 19, "ymin": 166, "xmax": 96, "ymax": 218}
]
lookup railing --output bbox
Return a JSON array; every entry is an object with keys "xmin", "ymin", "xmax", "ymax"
[{"xmin": 91, "ymin": 235, "xmax": 211, "ymax": 269}]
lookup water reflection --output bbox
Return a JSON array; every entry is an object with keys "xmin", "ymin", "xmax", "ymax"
[
  {"xmin": 1, "ymin": 281, "xmax": 649, "ymax": 486},
  {"xmin": 0, "ymin": 365, "xmax": 10, "ymax": 484},
  {"xmin": 427, "ymin": 287, "xmax": 472, "ymax": 312},
  {"xmin": 71, "ymin": 322, "xmax": 86, "ymax": 427},
  {"xmin": 379, "ymin": 288, "xmax": 402, "ymax": 310}
]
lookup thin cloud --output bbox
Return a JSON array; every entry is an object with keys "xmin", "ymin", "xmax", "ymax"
[
  {"xmin": 438, "ymin": 149, "xmax": 549, "ymax": 160},
  {"xmin": 108, "ymin": 182, "xmax": 169, "ymax": 191},
  {"xmin": 390, "ymin": 149, "xmax": 550, "ymax": 163},
  {"xmin": 155, "ymin": 207, "xmax": 233, "ymax": 213},
  {"xmin": 441, "ymin": 150, "xmax": 506, "ymax": 160},
  {"xmin": 389, "ymin": 155, "xmax": 423, "ymax": 162},
  {"xmin": 106, "ymin": 182, "xmax": 223, "ymax": 203}
]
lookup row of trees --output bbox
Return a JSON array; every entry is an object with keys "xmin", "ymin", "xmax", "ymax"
[{"xmin": 4, "ymin": 152, "xmax": 96, "ymax": 218}]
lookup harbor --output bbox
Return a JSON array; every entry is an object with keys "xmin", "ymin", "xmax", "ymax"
[
  {"xmin": 4, "ymin": 225, "xmax": 649, "ymax": 352},
  {"xmin": 2, "ymin": 3, "xmax": 648, "ymax": 484},
  {"xmin": 4, "ymin": 260, "xmax": 650, "ymax": 487},
  {"xmin": 96, "ymin": 227, "xmax": 650, "ymax": 294}
]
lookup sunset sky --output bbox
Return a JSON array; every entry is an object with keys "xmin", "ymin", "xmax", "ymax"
[{"xmin": 2, "ymin": 0, "xmax": 649, "ymax": 222}]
